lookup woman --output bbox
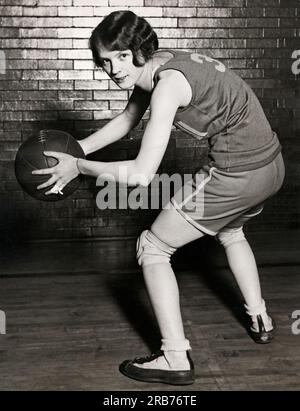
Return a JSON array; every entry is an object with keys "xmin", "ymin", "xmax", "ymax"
[{"xmin": 33, "ymin": 11, "xmax": 285, "ymax": 385}]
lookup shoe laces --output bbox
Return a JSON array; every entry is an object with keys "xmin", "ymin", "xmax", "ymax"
[{"xmin": 133, "ymin": 350, "xmax": 163, "ymax": 365}]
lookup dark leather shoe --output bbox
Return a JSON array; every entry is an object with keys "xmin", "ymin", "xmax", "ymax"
[
  {"xmin": 119, "ymin": 350, "xmax": 195, "ymax": 385},
  {"xmin": 249, "ymin": 315, "xmax": 276, "ymax": 344}
]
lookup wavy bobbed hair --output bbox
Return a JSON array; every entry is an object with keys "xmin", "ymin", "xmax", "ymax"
[{"xmin": 89, "ymin": 11, "xmax": 159, "ymax": 68}]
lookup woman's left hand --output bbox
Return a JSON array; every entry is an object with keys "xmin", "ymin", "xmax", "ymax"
[{"xmin": 32, "ymin": 151, "xmax": 79, "ymax": 195}]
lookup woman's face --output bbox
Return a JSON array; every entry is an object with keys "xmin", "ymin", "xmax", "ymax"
[{"xmin": 97, "ymin": 45, "xmax": 144, "ymax": 89}]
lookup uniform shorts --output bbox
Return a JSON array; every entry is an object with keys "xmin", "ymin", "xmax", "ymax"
[{"xmin": 170, "ymin": 152, "xmax": 285, "ymax": 236}]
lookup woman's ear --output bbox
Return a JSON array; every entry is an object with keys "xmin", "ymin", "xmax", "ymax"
[{"xmin": 135, "ymin": 50, "xmax": 146, "ymax": 66}]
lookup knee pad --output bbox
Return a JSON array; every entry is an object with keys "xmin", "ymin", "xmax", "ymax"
[
  {"xmin": 136, "ymin": 230, "xmax": 177, "ymax": 267},
  {"xmin": 217, "ymin": 226, "xmax": 246, "ymax": 248}
]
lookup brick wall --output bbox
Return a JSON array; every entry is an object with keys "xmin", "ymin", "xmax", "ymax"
[{"xmin": 0, "ymin": 0, "xmax": 299, "ymax": 241}]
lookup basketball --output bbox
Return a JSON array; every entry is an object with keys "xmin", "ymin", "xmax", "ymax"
[{"xmin": 15, "ymin": 129, "xmax": 85, "ymax": 201}]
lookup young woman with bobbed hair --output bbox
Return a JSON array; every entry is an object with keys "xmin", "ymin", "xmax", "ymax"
[{"xmin": 33, "ymin": 11, "xmax": 285, "ymax": 385}]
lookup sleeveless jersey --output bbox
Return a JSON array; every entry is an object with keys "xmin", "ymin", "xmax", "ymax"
[{"xmin": 153, "ymin": 50, "xmax": 281, "ymax": 172}]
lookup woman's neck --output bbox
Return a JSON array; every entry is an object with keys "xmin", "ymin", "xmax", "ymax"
[{"xmin": 136, "ymin": 51, "xmax": 174, "ymax": 92}]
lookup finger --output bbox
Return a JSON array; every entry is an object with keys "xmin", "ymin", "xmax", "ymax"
[
  {"xmin": 32, "ymin": 167, "xmax": 55, "ymax": 175},
  {"xmin": 37, "ymin": 175, "xmax": 57, "ymax": 190},
  {"xmin": 43, "ymin": 151, "xmax": 64, "ymax": 159},
  {"xmin": 45, "ymin": 180, "xmax": 64, "ymax": 196}
]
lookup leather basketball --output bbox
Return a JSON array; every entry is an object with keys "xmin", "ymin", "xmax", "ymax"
[{"xmin": 15, "ymin": 130, "xmax": 85, "ymax": 201}]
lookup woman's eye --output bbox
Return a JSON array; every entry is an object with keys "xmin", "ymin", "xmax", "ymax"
[{"xmin": 120, "ymin": 54, "xmax": 127, "ymax": 60}]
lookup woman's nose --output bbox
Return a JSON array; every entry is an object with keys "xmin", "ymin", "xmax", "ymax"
[{"xmin": 111, "ymin": 61, "xmax": 120, "ymax": 76}]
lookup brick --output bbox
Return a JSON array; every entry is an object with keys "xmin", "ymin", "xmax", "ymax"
[
  {"xmin": 22, "ymin": 111, "xmax": 58, "ymax": 121},
  {"xmin": 264, "ymin": 28, "xmax": 296, "ymax": 38},
  {"xmin": 39, "ymin": 80, "xmax": 73, "ymax": 90},
  {"xmin": 38, "ymin": 60, "xmax": 73, "ymax": 70},
  {"xmin": 59, "ymin": 111, "xmax": 93, "ymax": 120},
  {"xmin": 246, "ymin": 18, "xmax": 279, "ymax": 27},
  {"xmin": 0, "ymin": 28, "xmax": 19, "ymax": 37},
  {"xmin": 232, "ymin": 8, "xmax": 263, "ymax": 17},
  {"xmin": 94, "ymin": 90, "xmax": 127, "ymax": 100},
  {"xmin": 0, "ymin": 80, "xmax": 38, "ymax": 90},
  {"xmin": 246, "ymin": 79, "xmax": 278, "ymax": 89},
  {"xmin": 214, "ymin": 0, "xmax": 246, "ymax": 5},
  {"xmin": 35, "ymin": 17, "xmax": 73, "ymax": 27},
  {"xmin": 74, "ymin": 120, "xmax": 104, "ymax": 129},
  {"xmin": 163, "ymin": 7, "xmax": 196, "ymax": 17},
  {"xmin": 74, "ymin": 101, "xmax": 108, "ymax": 110},
  {"xmin": 247, "ymin": 0, "xmax": 280, "ymax": 6},
  {"xmin": 0, "ymin": 39, "xmax": 38, "ymax": 48},
  {"xmin": 159, "ymin": 39, "xmax": 178, "ymax": 48},
  {"xmin": 0, "ymin": 90, "xmax": 57, "ymax": 100},
  {"xmin": 37, "ymin": 39, "xmax": 73, "ymax": 49},
  {"xmin": 73, "ymin": 40, "xmax": 89, "ymax": 49},
  {"xmin": 57, "ymin": 28, "xmax": 92, "ymax": 38},
  {"xmin": 149, "ymin": 0, "xmax": 178, "ymax": 4},
  {"xmin": 4, "ymin": 141, "xmax": 20, "ymax": 151},
  {"xmin": 265, "ymin": 8, "xmax": 296, "ymax": 17},
  {"xmin": 161, "ymin": 27, "xmax": 229, "ymax": 38},
  {"xmin": 280, "ymin": 18, "xmax": 299, "ymax": 28},
  {"xmin": 3, "ymin": 100, "xmax": 73, "ymax": 111},
  {"xmin": 58, "ymin": 7, "xmax": 94, "ymax": 16},
  {"xmin": 97, "ymin": 6, "xmax": 163, "ymax": 17},
  {"xmin": 75, "ymin": 80, "xmax": 109, "ymax": 90},
  {"xmin": 72, "ymin": 17, "xmax": 102, "ymax": 27},
  {"xmin": 23, "ymin": 90, "xmax": 58, "ymax": 100},
  {"xmin": 109, "ymin": 101, "xmax": 127, "ymax": 110},
  {"xmin": 246, "ymin": 39, "xmax": 277, "ymax": 48},
  {"xmin": 1, "ymin": 70, "xmax": 22, "ymax": 80},
  {"xmin": 233, "ymin": 68, "xmax": 264, "ymax": 79},
  {"xmin": 74, "ymin": 60, "xmax": 95, "ymax": 70},
  {"xmin": 110, "ymin": 0, "xmax": 144, "ymax": 5},
  {"xmin": 19, "ymin": 28, "xmax": 58, "ymax": 37},
  {"xmin": 56, "ymin": 228, "xmax": 92, "ymax": 238},
  {"xmin": 197, "ymin": 8, "xmax": 232, "ymax": 17},
  {"xmin": 0, "ymin": 6, "xmax": 22, "ymax": 15},
  {"xmin": 229, "ymin": 28, "xmax": 263, "ymax": 38},
  {"xmin": 0, "ymin": 90, "xmax": 22, "ymax": 100},
  {"xmin": 0, "ymin": 0, "xmax": 37, "ymax": 4},
  {"xmin": 23, "ymin": 6, "xmax": 58, "ymax": 16},
  {"xmin": 179, "ymin": 0, "xmax": 212, "ymax": 5},
  {"xmin": 1, "ymin": 130, "xmax": 22, "ymax": 141},
  {"xmin": 22, "ymin": 70, "xmax": 57, "ymax": 80},
  {"xmin": 94, "ymin": 71, "xmax": 110, "ymax": 80},
  {"xmin": 179, "ymin": 38, "xmax": 246, "ymax": 49},
  {"xmin": 23, "ymin": 50, "xmax": 58, "ymax": 59},
  {"xmin": 7, "ymin": 60, "xmax": 38, "ymax": 69},
  {"xmin": 38, "ymin": 0, "xmax": 72, "ymax": 5},
  {"xmin": 178, "ymin": 18, "xmax": 247, "ymax": 28},
  {"xmin": 279, "ymin": 0, "xmax": 299, "ymax": 6},
  {"xmin": 58, "ymin": 90, "xmax": 92, "ymax": 100},
  {"xmin": 1, "ymin": 112, "xmax": 22, "ymax": 121},
  {"xmin": 59, "ymin": 70, "xmax": 93, "ymax": 80},
  {"xmin": 58, "ymin": 49, "xmax": 91, "ymax": 59},
  {"xmin": 147, "ymin": 17, "xmax": 178, "ymax": 27},
  {"xmin": 73, "ymin": 0, "xmax": 108, "ymax": 4}
]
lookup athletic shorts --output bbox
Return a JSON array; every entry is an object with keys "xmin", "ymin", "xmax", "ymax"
[{"xmin": 170, "ymin": 152, "xmax": 285, "ymax": 236}]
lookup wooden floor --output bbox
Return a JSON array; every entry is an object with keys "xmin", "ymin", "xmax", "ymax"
[{"xmin": 0, "ymin": 231, "xmax": 300, "ymax": 391}]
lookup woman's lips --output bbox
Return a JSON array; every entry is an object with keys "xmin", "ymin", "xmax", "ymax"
[{"xmin": 114, "ymin": 75, "xmax": 128, "ymax": 83}]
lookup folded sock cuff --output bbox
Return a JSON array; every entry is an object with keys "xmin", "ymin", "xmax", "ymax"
[
  {"xmin": 244, "ymin": 299, "xmax": 266, "ymax": 316},
  {"xmin": 160, "ymin": 338, "xmax": 191, "ymax": 352}
]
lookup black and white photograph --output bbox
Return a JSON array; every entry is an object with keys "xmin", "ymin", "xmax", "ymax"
[{"xmin": 0, "ymin": 0, "xmax": 299, "ymax": 394}]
